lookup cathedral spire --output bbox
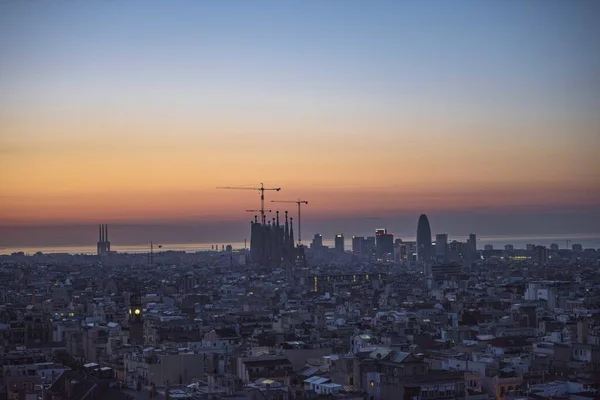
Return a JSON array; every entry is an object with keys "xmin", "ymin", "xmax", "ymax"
[
  {"xmin": 289, "ymin": 217, "xmax": 294, "ymax": 251},
  {"xmin": 284, "ymin": 211, "xmax": 289, "ymax": 243}
]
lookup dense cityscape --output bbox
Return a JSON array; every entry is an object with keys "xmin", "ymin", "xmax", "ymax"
[
  {"xmin": 2, "ymin": 0, "xmax": 599, "ymax": 399},
  {"xmin": 1, "ymin": 211, "xmax": 599, "ymax": 400}
]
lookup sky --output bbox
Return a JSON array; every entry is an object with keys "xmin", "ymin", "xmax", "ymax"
[{"xmin": 1, "ymin": 0, "xmax": 599, "ymax": 247}]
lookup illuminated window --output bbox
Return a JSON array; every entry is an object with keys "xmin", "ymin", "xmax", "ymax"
[{"xmin": 370, "ymin": 380, "xmax": 375, "ymax": 388}]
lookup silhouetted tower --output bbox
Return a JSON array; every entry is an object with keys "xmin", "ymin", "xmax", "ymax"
[
  {"xmin": 248, "ymin": 208, "xmax": 294, "ymax": 267},
  {"xmin": 289, "ymin": 217, "xmax": 295, "ymax": 260},
  {"xmin": 97, "ymin": 224, "xmax": 111, "ymax": 256},
  {"xmin": 417, "ymin": 214, "xmax": 433, "ymax": 262},
  {"xmin": 129, "ymin": 289, "xmax": 144, "ymax": 345},
  {"xmin": 284, "ymin": 211, "xmax": 290, "ymax": 256}
]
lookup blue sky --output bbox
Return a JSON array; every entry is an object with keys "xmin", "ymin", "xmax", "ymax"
[{"xmin": 2, "ymin": 0, "xmax": 599, "ymax": 123}]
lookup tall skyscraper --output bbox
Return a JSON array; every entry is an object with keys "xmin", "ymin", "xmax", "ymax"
[
  {"xmin": 468, "ymin": 233, "xmax": 477, "ymax": 253},
  {"xmin": 311, "ymin": 233, "xmax": 323, "ymax": 249},
  {"xmin": 362, "ymin": 236, "xmax": 376, "ymax": 259},
  {"xmin": 352, "ymin": 236, "xmax": 364, "ymax": 254},
  {"xmin": 335, "ymin": 234, "xmax": 345, "ymax": 253},
  {"xmin": 532, "ymin": 245, "xmax": 549, "ymax": 264},
  {"xmin": 416, "ymin": 214, "xmax": 432, "ymax": 262},
  {"xmin": 435, "ymin": 233, "xmax": 448, "ymax": 260},
  {"xmin": 375, "ymin": 228, "xmax": 394, "ymax": 256}
]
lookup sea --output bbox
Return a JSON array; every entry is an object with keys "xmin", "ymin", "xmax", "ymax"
[{"xmin": 1, "ymin": 233, "xmax": 599, "ymax": 255}]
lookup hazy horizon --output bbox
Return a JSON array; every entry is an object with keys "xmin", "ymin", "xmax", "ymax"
[{"xmin": 2, "ymin": 207, "xmax": 599, "ymax": 248}]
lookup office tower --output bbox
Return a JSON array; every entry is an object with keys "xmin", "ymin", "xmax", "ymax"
[
  {"xmin": 352, "ymin": 236, "xmax": 364, "ymax": 254},
  {"xmin": 550, "ymin": 243, "xmax": 559, "ymax": 252},
  {"xmin": 416, "ymin": 214, "xmax": 432, "ymax": 262},
  {"xmin": 311, "ymin": 233, "xmax": 323, "ymax": 249},
  {"xmin": 335, "ymin": 234, "xmax": 345, "ymax": 253},
  {"xmin": 375, "ymin": 228, "xmax": 394, "ymax": 255},
  {"xmin": 526, "ymin": 243, "xmax": 534, "ymax": 251},
  {"xmin": 468, "ymin": 233, "xmax": 477, "ymax": 252},
  {"xmin": 532, "ymin": 245, "xmax": 549, "ymax": 264},
  {"xmin": 435, "ymin": 234, "xmax": 448, "ymax": 260},
  {"xmin": 362, "ymin": 236, "xmax": 376, "ymax": 259},
  {"xmin": 484, "ymin": 244, "xmax": 493, "ymax": 251},
  {"xmin": 447, "ymin": 240, "xmax": 467, "ymax": 262},
  {"xmin": 505, "ymin": 244, "xmax": 514, "ymax": 251},
  {"xmin": 397, "ymin": 241, "xmax": 416, "ymax": 262},
  {"xmin": 375, "ymin": 228, "xmax": 386, "ymax": 236}
]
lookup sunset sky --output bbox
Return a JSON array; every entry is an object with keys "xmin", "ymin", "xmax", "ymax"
[{"xmin": 1, "ymin": 0, "xmax": 599, "ymax": 246}]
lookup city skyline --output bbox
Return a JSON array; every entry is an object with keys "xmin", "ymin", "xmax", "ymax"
[
  {"xmin": 1, "ymin": 0, "xmax": 599, "ymax": 244},
  {"xmin": 2, "ymin": 211, "xmax": 600, "ymax": 250}
]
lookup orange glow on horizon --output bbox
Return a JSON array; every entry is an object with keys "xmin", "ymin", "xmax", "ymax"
[{"xmin": 1, "ymin": 108, "xmax": 599, "ymax": 226}]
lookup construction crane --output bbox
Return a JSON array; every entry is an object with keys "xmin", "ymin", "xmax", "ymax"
[
  {"xmin": 217, "ymin": 183, "xmax": 281, "ymax": 224},
  {"xmin": 271, "ymin": 198, "xmax": 308, "ymax": 245}
]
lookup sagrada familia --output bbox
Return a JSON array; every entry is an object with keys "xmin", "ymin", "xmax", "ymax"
[{"xmin": 249, "ymin": 211, "xmax": 305, "ymax": 268}]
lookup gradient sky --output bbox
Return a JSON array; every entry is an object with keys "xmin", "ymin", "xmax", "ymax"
[{"xmin": 1, "ymin": 0, "xmax": 599, "ymax": 246}]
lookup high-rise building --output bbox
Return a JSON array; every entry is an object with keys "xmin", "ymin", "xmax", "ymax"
[
  {"xmin": 505, "ymin": 244, "xmax": 514, "ymax": 251},
  {"xmin": 397, "ymin": 241, "xmax": 417, "ymax": 262},
  {"xmin": 375, "ymin": 228, "xmax": 394, "ymax": 256},
  {"xmin": 416, "ymin": 214, "xmax": 432, "ymax": 262},
  {"xmin": 362, "ymin": 236, "xmax": 376, "ymax": 259},
  {"xmin": 572, "ymin": 243, "xmax": 583, "ymax": 252},
  {"xmin": 532, "ymin": 245, "xmax": 549, "ymax": 264},
  {"xmin": 468, "ymin": 233, "xmax": 477, "ymax": 253},
  {"xmin": 484, "ymin": 244, "xmax": 493, "ymax": 251},
  {"xmin": 335, "ymin": 234, "xmax": 344, "ymax": 253},
  {"xmin": 352, "ymin": 236, "xmax": 364, "ymax": 254},
  {"xmin": 311, "ymin": 233, "xmax": 323, "ymax": 250},
  {"xmin": 435, "ymin": 233, "xmax": 448, "ymax": 260},
  {"xmin": 550, "ymin": 243, "xmax": 559, "ymax": 252},
  {"xmin": 447, "ymin": 240, "xmax": 467, "ymax": 262}
]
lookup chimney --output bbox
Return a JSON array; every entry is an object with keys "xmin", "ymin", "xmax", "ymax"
[
  {"xmin": 104, "ymin": 224, "xmax": 108, "ymax": 242},
  {"xmin": 99, "ymin": 225, "xmax": 102, "ymax": 242}
]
